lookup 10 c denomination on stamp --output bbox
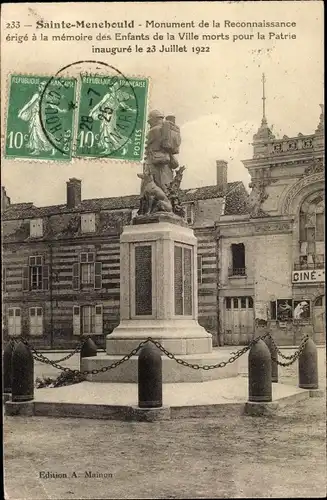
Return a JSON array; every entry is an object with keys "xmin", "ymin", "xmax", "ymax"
[
  {"xmin": 76, "ymin": 74, "xmax": 149, "ymax": 161},
  {"xmin": 5, "ymin": 74, "xmax": 77, "ymax": 161},
  {"xmin": 5, "ymin": 64, "xmax": 149, "ymax": 163}
]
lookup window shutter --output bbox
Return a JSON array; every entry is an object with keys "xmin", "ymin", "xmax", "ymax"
[
  {"xmin": 95, "ymin": 305, "xmax": 103, "ymax": 334},
  {"xmin": 36, "ymin": 308, "xmax": 43, "ymax": 336},
  {"xmin": 16, "ymin": 309, "xmax": 22, "ymax": 336},
  {"xmin": 197, "ymin": 255, "xmax": 202, "ymax": 284},
  {"xmin": 72, "ymin": 263, "xmax": 80, "ymax": 290},
  {"xmin": 22, "ymin": 267, "xmax": 29, "ymax": 291},
  {"xmin": 8, "ymin": 308, "xmax": 14, "ymax": 336},
  {"xmin": 43, "ymin": 265, "xmax": 49, "ymax": 290},
  {"xmin": 94, "ymin": 262, "xmax": 102, "ymax": 289},
  {"xmin": 270, "ymin": 301, "xmax": 276, "ymax": 320},
  {"xmin": 29, "ymin": 307, "xmax": 36, "ymax": 335},
  {"xmin": 73, "ymin": 306, "xmax": 81, "ymax": 335}
]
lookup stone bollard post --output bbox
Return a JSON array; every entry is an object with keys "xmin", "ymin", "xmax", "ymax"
[
  {"xmin": 80, "ymin": 337, "xmax": 97, "ymax": 370},
  {"xmin": 3, "ymin": 341, "xmax": 15, "ymax": 398},
  {"xmin": 298, "ymin": 337, "xmax": 318, "ymax": 389},
  {"xmin": 11, "ymin": 341, "xmax": 34, "ymax": 402},
  {"xmin": 248, "ymin": 339, "xmax": 272, "ymax": 402},
  {"xmin": 138, "ymin": 342, "xmax": 162, "ymax": 408},
  {"xmin": 264, "ymin": 335, "xmax": 278, "ymax": 383}
]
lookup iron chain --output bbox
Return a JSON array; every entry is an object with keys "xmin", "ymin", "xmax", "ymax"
[
  {"xmin": 271, "ymin": 335, "xmax": 309, "ymax": 367},
  {"xmin": 15, "ymin": 336, "xmax": 88, "ymax": 363},
  {"xmin": 14, "ymin": 331, "xmax": 307, "ymax": 375},
  {"xmin": 147, "ymin": 332, "xmax": 271, "ymax": 370},
  {"xmin": 20, "ymin": 337, "xmax": 149, "ymax": 376},
  {"xmin": 269, "ymin": 334, "xmax": 309, "ymax": 361}
]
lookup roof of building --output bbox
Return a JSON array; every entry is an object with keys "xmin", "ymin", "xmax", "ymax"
[
  {"xmin": 224, "ymin": 182, "xmax": 251, "ymax": 215},
  {"xmin": 2, "ymin": 181, "xmax": 250, "ymax": 220}
]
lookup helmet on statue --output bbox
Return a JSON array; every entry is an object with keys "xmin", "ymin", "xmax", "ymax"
[{"xmin": 148, "ymin": 109, "xmax": 164, "ymax": 122}]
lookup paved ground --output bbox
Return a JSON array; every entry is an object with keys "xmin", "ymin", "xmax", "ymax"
[
  {"xmin": 33, "ymin": 377, "xmax": 308, "ymax": 406},
  {"xmin": 4, "ymin": 346, "xmax": 326, "ymax": 499}
]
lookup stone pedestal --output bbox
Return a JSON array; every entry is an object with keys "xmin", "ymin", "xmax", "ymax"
[{"xmin": 82, "ymin": 215, "xmax": 239, "ymax": 382}]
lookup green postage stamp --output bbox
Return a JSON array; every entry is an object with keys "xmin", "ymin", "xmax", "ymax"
[
  {"xmin": 5, "ymin": 75, "xmax": 77, "ymax": 161},
  {"xmin": 75, "ymin": 75, "xmax": 149, "ymax": 161},
  {"xmin": 5, "ymin": 73, "xmax": 149, "ymax": 162}
]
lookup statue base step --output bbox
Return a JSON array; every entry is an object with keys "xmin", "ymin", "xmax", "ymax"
[
  {"xmin": 106, "ymin": 319, "xmax": 213, "ymax": 355},
  {"xmin": 81, "ymin": 351, "xmax": 239, "ymax": 383}
]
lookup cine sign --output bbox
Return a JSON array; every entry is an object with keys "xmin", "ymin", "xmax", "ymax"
[{"xmin": 292, "ymin": 269, "xmax": 325, "ymax": 283}]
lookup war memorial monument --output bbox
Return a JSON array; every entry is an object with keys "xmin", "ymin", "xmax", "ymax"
[{"xmin": 81, "ymin": 109, "xmax": 238, "ymax": 382}]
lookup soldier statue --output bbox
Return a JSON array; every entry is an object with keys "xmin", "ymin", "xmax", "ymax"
[{"xmin": 137, "ymin": 110, "xmax": 185, "ymax": 217}]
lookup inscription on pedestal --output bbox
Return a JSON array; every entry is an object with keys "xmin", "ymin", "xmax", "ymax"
[
  {"xmin": 174, "ymin": 244, "xmax": 193, "ymax": 316},
  {"xmin": 135, "ymin": 245, "xmax": 152, "ymax": 316},
  {"xmin": 184, "ymin": 247, "xmax": 193, "ymax": 315},
  {"xmin": 174, "ymin": 246, "xmax": 183, "ymax": 315}
]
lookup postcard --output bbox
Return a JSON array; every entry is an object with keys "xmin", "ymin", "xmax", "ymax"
[{"xmin": 2, "ymin": 1, "xmax": 325, "ymax": 499}]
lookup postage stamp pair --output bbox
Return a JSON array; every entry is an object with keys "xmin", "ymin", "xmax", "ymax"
[{"xmin": 5, "ymin": 73, "xmax": 149, "ymax": 162}]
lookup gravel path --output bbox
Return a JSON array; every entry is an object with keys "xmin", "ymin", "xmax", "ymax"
[{"xmin": 4, "ymin": 346, "xmax": 326, "ymax": 499}]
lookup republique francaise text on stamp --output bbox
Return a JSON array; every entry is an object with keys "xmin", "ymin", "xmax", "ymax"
[{"xmin": 5, "ymin": 69, "xmax": 149, "ymax": 162}]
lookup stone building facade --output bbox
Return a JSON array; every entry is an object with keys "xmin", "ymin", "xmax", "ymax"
[
  {"xmin": 219, "ymin": 105, "xmax": 325, "ymax": 345},
  {"xmin": 2, "ymin": 166, "xmax": 248, "ymax": 348}
]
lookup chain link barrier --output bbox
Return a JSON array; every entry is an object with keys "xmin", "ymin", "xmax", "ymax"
[
  {"xmin": 12, "ymin": 336, "xmax": 89, "ymax": 364},
  {"xmin": 149, "ymin": 332, "xmax": 271, "ymax": 370},
  {"xmin": 269, "ymin": 334, "xmax": 309, "ymax": 361},
  {"xmin": 11, "ymin": 331, "xmax": 309, "ymax": 376},
  {"xmin": 19, "ymin": 336, "xmax": 149, "ymax": 376},
  {"xmin": 270, "ymin": 334, "xmax": 309, "ymax": 367}
]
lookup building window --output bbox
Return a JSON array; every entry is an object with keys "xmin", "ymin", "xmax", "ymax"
[
  {"xmin": 298, "ymin": 192, "xmax": 324, "ymax": 267},
  {"xmin": 72, "ymin": 252, "xmax": 102, "ymax": 290},
  {"xmin": 81, "ymin": 213, "xmax": 96, "ymax": 233},
  {"xmin": 73, "ymin": 304, "xmax": 103, "ymax": 335},
  {"xmin": 270, "ymin": 301, "xmax": 277, "ymax": 320},
  {"xmin": 197, "ymin": 255, "xmax": 203, "ymax": 284},
  {"xmin": 29, "ymin": 307, "xmax": 43, "ymax": 336},
  {"xmin": 225, "ymin": 297, "xmax": 253, "ymax": 311},
  {"xmin": 8, "ymin": 308, "xmax": 21, "ymax": 336},
  {"xmin": 30, "ymin": 218, "xmax": 43, "ymax": 238},
  {"xmin": 230, "ymin": 243, "xmax": 246, "ymax": 276},
  {"xmin": 22, "ymin": 256, "xmax": 49, "ymax": 291},
  {"xmin": 81, "ymin": 262, "xmax": 95, "ymax": 284},
  {"xmin": 174, "ymin": 244, "xmax": 193, "ymax": 316},
  {"xmin": 82, "ymin": 305, "xmax": 95, "ymax": 334},
  {"xmin": 183, "ymin": 204, "xmax": 194, "ymax": 225}
]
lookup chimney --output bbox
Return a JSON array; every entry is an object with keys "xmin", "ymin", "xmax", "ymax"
[
  {"xmin": 1, "ymin": 186, "xmax": 11, "ymax": 211},
  {"xmin": 216, "ymin": 160, "xmax": 228, "ymax": 193},
  {"xmin": 66, "ymin": 178, "xmax": 81, "ymax": 208}
]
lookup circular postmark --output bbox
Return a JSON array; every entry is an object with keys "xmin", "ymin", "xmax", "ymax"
[{"xmin": 38, "ymin": 60, "xmax": 140, "ymax": 159}]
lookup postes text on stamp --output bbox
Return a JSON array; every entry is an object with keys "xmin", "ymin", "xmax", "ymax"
[{"xmin": 5, "ymin": 74, "xmax": 77, "ymax": 161}]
